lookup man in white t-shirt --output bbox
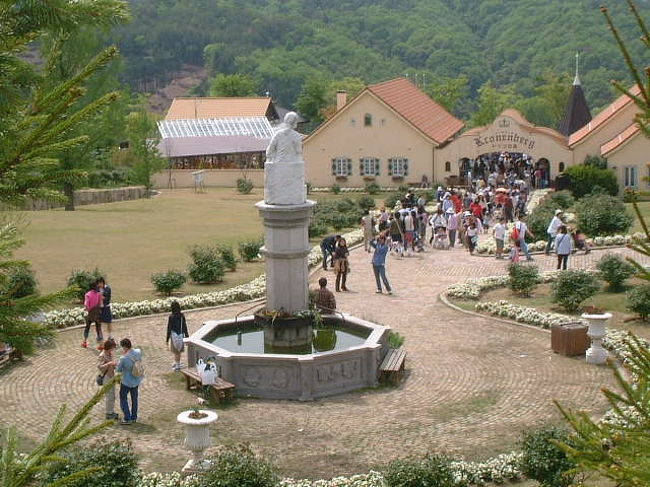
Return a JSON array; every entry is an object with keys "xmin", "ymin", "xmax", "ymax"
[
  {"xmin": 360, "ymin": 210, "xmax": 375, "ymax": 253},
  {"xmin": 513, "ymin": 215, "xmax": 535, "ymax": 261},
  {"xmin": 492, "ymin": 218, "xmax": 506, "ymax": 259},
  {"xmin": 545, "ymin": 209, "xmax": 563, "ymax": 255}
]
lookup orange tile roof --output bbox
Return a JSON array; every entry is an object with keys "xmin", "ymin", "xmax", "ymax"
[
  {"xmin": 600, "ymin": 123, "xmax": 641, "ymax": 156},
  {"xmin": 166, "ymin": 97, "xmax": 273, "ymax": 120},
  {"xmin": 568, "ymin": 85, "xmax": 641, "ymax": 146},
  {"xmin": 367, "ymin": 78, "xmax": 464, "ymax": 144}
]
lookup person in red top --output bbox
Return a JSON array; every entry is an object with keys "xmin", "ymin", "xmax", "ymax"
[
  {"xmin": 470, "ymin": 199, "xmax": 483, "ymax": 222},
  {"xmin": 451, "ymin": 192, "xmax": 462, "ymax": 214},
  {"xmin": 82, "ymin": 282, "xmax": 103, "ymax": 348}
]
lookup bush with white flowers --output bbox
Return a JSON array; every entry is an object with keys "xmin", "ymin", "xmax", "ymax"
[
  {"xmin": 43, "ymin": 229, "xmax": 364, "ymax": 329},
  {"xmin": 278, "ymin": 471, "xmax": 385, "ymax": 487},
  {"xmin": 137, "ymin": 472, "xmax": 199, "ymax": 487}
]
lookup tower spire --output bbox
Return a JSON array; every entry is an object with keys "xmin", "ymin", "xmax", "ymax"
[{"xmin": 573, "ymin": 51, "xmax": 581, "ymax": 86}]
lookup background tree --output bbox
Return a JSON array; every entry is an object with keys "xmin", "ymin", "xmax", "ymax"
[
  {"xmin": 125, "ymin": 106, "xmax": 166, "ymax": 196},
  {"xmin": 208, "ymin": 73, "xmax": 259, "ymax": 97},
  {"xmin": 0, "ymin": 0, "xmax": 130, "ymax": 208},
  {"xmin": 295, "ymin": 78, "xmax": 330, "ymax": 126},
  {"xmin": 468, "ymin": 82, "xmax": 522, "ymax": 127},
  {"xmin": 425, "ymin": 74, "xmax": 470, "ymax": 118}
]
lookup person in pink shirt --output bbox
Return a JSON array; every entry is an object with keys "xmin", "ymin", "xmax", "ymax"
[{"xmin": 82, "ymin": 281, "xmax": 103, "ymax": 348}]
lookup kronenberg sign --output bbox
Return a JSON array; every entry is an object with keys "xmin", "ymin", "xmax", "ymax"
[
  {"xmin": 473, "ymin": 131, "xmax": 536, "ymax": 151},
  {"xmin": 472, "ymin": 118, "xmax": 536, "ymax": 152}
]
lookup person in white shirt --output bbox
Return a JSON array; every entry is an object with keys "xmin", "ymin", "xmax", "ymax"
[
  {"xmin": 545, "ymin": 209, "xmax": 564, "ymax": 255},
  {"xmin": 360, "ymin": 210, "xmax": 375, "ymax": 253},
  {"xmin": 554, "ymin": 225, "xmax": 573, "ymax": 270},
  {"xmin": 492, "ymin": 218, "xmax": 507, "ymax": 259}
]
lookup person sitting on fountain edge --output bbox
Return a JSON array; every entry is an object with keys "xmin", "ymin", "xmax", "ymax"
[
  {"xmin": 313, "ymin": 277, "xmax": 336, "ymax": 312},
  {"xmin": 320, "ymin": 234, "xmax": 340, "ymax": 270}
]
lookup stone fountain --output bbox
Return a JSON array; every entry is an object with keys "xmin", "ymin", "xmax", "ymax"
[{"xmin": 185, "ymin": 113, "xmax": 390, "ymax": 400}]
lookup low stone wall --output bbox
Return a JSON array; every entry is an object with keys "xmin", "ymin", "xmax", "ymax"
[
  {"xmin": 25, "ymin": 186, "xmax": 147, "ymax": 210},
  {"xmin": 152, "ymin": 169, "xmax": 264, "ymax": 189}
]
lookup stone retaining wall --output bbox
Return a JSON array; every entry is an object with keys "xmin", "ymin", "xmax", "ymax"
[{"xmin": 25, "ymin": 186, "xmax": 147, "ymax": 210}]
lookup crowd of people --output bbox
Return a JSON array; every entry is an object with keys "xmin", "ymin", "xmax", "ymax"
[{"xmin": 315, "ymin": 151, "xmax": 592, "ymax": 305}]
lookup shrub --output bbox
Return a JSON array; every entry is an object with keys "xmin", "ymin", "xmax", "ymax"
[
  {"xmin": 574, "ymin": 192, "xmax": 633, "ymax": 236},
  {"xmin": 42, "ymin": 440, "xmax": 139, "ymax": 487},
  {"xmin": 151, "ymin": 270, "xmax": 186, "ymax": 295},
  {"xmin": 67, "ymin": 268, "xmax": 105, "ymax": 301},
  {"xmin": 331, "ymin": 184, "xmax": 341, "ymax": 194},
  {"xmin": 236, "ymin": 178, "xmax": 254, "ymax": 194},
  {"xmin": 217, "ymin": 244, "xmax": 237, "ymax": 271},
  {"xmin": 365, "ymin": 182, "xmax": 381, "ymax": 194},
  {"xmin": 188, "ymin": 245, "xmax": 225, "ymax": 284},
  {"xmin": 357, "ymin": 195, "xmax": 376, "ymax": 211},
  {"xmin": 565, "ymin": 165, "xmax": 618, "ymax": 198},
  {"xmin": 520, "ymin": 426, "xmax": 575, "ymax": 487},
  {"xmin": 308, "ymin": 221, "xmax": 328, "ymax": 238},
  {"xmin": 527, "ymin": 203, "xmax": 557, "ymax": 243},
  {"xmin": 551, "ymin": 270, "xmax": 600, "ymax": 312},
  {"xmin": 384, "ymin": 453, "xmax": 454, "ymax": 487},
  {"xmin": 388, "ymin": 331, "xmax": 405, "ymax": 349},
  {"xmin": 334, "ymin": 197, "xmax": 358, "ymax": 214},
  {"xmin": 546, "ymin": 190, "xmax": 575, "ymax": 210},
  {"xmin": 397, "ymin": 184, "xmax": 410, "ymax": 194},
  {"xmin": 6, "ymin": 263, "xmax": 37, "ymax": 298},
  {"xmin": 596, "ymin": 254, "xmax": 635, "ymax": 291},
  {"xmin": 384, "ymin": 193, "xmax": 401, "ymax": 210},
  {"xmin": 508, "ymin": 263, "xmax": 540, "ymax": 296},
  {"xmin": 627, "ymin": 284, "xmax": 650, "ymax": 320},
  {"xmin": 238, "ymin": 237, "xmax": 263, "ymax": 262},
  {"xmin": 199, "ymin": 444, "xmax": 277, "ymax": 487},
  {"xmin": 330, "ymin": 213, "xmax": 348, "ymax": 230}
]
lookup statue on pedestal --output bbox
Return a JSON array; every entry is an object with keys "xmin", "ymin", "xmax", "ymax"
[{"xmin": 264, "ymin": 112, "xmax": 306, "ymax": 205}]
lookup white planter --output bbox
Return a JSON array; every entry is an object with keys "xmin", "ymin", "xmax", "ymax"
[
  {"xmin": 177, "ymin": 409, "xmax": 218, "ymax": 473},
  {"xmin": 581, "ymin": 312, "xmax": 612, "ymax": 365}
]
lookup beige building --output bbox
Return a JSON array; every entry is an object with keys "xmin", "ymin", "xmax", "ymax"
[{"xmin": 303, "ymin": 78, "xmax": 464, "ymax": 188}]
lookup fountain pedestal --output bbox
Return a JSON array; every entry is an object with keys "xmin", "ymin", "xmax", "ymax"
[{"xmin": 255, "ymin": 200, "xmax": 315, "ymax": 313}]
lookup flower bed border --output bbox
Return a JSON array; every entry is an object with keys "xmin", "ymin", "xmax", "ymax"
[{"xmin": 43, "ymin": 229, "xmax": 366, "ymax": 329}]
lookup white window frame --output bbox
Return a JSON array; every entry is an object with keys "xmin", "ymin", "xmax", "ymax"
[
  {"xmin": 361, "ymin": 157, "xmax": 379, "ymax": 176},
  {"xmin": 390, "ymin": 157, "xmax": 408, "ymax": 177},
  {"xmin": 334, "ymin": 157, "xmax": 350, "ymax": 177},
  {"xmin": 624, "ymin": 166, "xmax": 638, "ymax": 188}
]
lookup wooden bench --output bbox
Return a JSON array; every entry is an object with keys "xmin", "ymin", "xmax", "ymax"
[
  {"xmin": 379, "ymin": 347, "xmax": 406, "ymax": 386},
  {"xmin": 180, "ymin": 368, "xmax": 235, "ymax": 403},
  {"xmin": 0, "ymin": 347, "xmax": 22, "ymax": 367}
]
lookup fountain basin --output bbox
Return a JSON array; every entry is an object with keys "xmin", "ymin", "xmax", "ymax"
[{"xmin": 185, "ymin": 314, "xmax": 390, "ymax": 401}]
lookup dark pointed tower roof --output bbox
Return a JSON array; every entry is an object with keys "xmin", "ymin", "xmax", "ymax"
[{"xmin": 558, "ymin": 52, "xmax": 592, "ymax": 136}]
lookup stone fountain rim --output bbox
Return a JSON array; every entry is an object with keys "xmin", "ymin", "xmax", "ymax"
[{"xmin": 177, "ymin": 409, "xmax": 218, "ymax": 425}]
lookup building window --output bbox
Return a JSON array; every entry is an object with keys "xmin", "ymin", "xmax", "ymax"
[
  {"xmin": 331, "ymin": 157, "xmax": 352, "ymax": 177},
  {"xmin": 364, "ymin": 113, "xmax": 372, "ymax": 127},
  {"xmin": 559, "ymin": 162, "xmax": 565, "ymax": 172},
  {"xmin": 388, "ymin": 157, "xmax": 409, "ymax": 177},
  {"xmin": 360, "ymin": 157, "xmax": 380, "ymax": 177},
  {"xmin": 445, "ymin": 161, "xmax": 451, "ymax": 172},
  {"xmin": 350, "ymin": 118, "xmax": 356, "ymax": 127},
  {"xmin": 624, "ymin": 166, "xmax": 638, "ymax": 188}
]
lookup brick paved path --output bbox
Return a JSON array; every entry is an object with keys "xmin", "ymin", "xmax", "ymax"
[{"xmin": 1, "ymin": 245, "xmax": 642, "ymax": 478}]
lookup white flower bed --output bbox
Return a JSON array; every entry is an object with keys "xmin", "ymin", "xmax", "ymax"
[
  {"xmin": 475, "ymin": 300, "xmax": 581, "ymax": 329},
  {"xmin": 446, "ymin": 270, "xmax": 568, "ymax": 301},
  {"xmin": 43, "ymin": 229, "xmax": 365, "ymax": 329},
  {"xmin": 450, "ymin": 451, "xmax": 523, "ymax": 486},
  {"xmin": 137, "ymin": 472, "xmax": 199, "ymax": 487},
  {"xmin": 279, "ymin": 471, "xmax": 385, "ymax": 487}
]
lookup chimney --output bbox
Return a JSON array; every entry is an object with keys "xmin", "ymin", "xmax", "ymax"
[{"xmin": 336, "ymin": 90, "xmax": 347, "ymax": 111}]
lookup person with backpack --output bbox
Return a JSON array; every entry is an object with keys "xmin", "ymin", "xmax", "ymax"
[
  {"xmin": 116, "ymin": 338, "xmax": 144, "ymax": 425},
  {"xmin": 166, "ymin": 301, "xmax": 189, "ymax": 371},
  {"xmin": 554, "ymin": 225, "xmax": 573, "ymax": 270},
  {"xmin": 511, "ymin": 215, "xmax": 535, "ymax": 261}
]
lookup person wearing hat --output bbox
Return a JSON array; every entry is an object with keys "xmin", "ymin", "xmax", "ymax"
[{"xmin": 545, "ymin": 209, "xmax": 564, "ymax": 255}]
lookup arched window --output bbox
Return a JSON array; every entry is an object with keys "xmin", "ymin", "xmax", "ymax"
[
  {"xmin": 364, "ymin": 113, "xmax": 372, "ymax": 127},
  {"xmin": 445, "ymin": 161, "xmax": 451, "ymax": 172},
  {"xmin": 558, "ymin": 162, "xmax": 565, "ymax": 172}
]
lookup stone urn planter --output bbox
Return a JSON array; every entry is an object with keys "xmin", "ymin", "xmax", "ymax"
[
  {"xmin": 581, "ymin": 311, "xmax": 612, "ymax": 365},
  {"xmin": 177, "ymin": 409, "xmax": 218, "ymax": 474}
]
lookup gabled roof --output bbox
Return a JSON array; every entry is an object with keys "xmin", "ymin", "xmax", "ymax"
[
  {"xmin": 601, "ymin": 123, "xmax": 641, "ymax": 156},
  {"xmin": 165, "ymin": 97, "xmax": 277, "ymax": 120},
  {"xmin": 367, "ymin": 78, "xmax": 464, "ymax": 144},
  {"xmin": 568, "ymin": 85, "xmax": 641, "ymax": 146},
  {"xmin": 558, "ymin": 84, "xmax": 591, "ymax": 136}
]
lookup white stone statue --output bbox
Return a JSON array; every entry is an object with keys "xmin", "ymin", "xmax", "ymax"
[{"xmin": 264, "ymin": 112, "xmax": 306, "ymax": 205}]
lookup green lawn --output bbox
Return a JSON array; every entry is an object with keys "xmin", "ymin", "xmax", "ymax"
[{"xmin": 15, "ymin": 188, "xmax": 387, "ymax": 302}]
